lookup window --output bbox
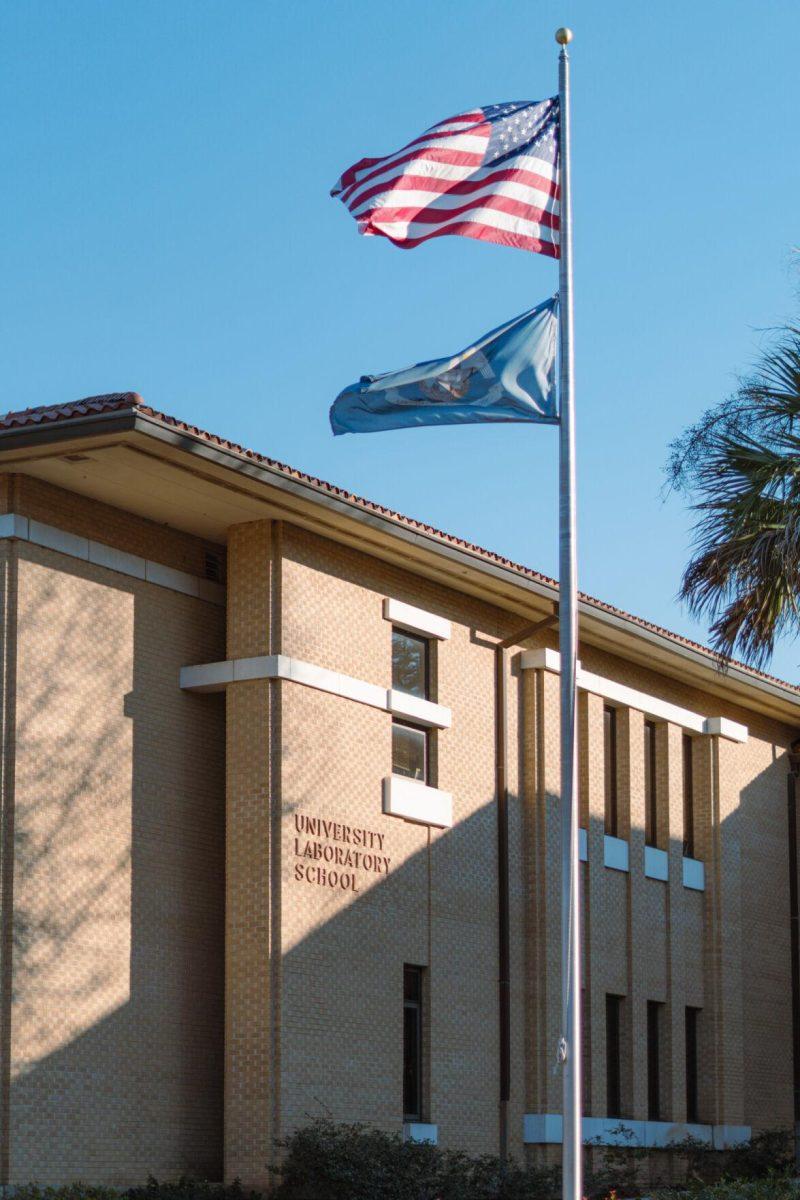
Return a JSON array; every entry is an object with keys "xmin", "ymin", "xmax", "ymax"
[
  {"xmin": 647, "ymin": 1000, "xmax": 663, "ymax": 1121},
  {"xmin": 644, "ymin": 720, "xmax": 658, "ymax": 847},
  {"xmin": 392, "ymin": 722, "xmax": 428, "ymax": 781},
  {"xmin": 685, "ymin": 1006, "xmax": 700, "ymax": 1123},
  {"xmin": 392, "ymin": 629, "xmax": 431, "ymax": 783},
  {"xmin": 683, "ymin": 734, "xmax": 695, "ymax": 858},
  {"xmin": 604, "ymin": 706, "xmax": 618, "ymax": 836},
  {"xmin": 403, "ymin": 965, "xmax": 424, "ymax": 1120},
  {"xmin": 392, "ymin": 629, "xmax": 429, "ymax": 698},
  {"xmin": 606, "ymin": 994, "xmax": 623, "ymax": 1118}
]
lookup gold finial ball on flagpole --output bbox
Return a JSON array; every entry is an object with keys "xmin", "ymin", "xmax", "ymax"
[{"xmin": 555, "ymin": 26, "xmax": 573, "ymax": 44}]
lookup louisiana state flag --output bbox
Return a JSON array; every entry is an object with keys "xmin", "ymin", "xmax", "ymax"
[{"xmin": 330, "ymin": 297, "xmax": 559, "ymax": 436}]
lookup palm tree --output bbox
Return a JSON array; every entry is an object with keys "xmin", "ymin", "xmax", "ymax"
[{"xmin": 667, "ymin": 325, "xmax": 800, "ymax": 669}]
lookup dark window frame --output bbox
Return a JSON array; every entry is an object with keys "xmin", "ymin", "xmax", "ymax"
[
  {"xmin": 686, "ymin": 1006, "xmax": 700, "ymax": 1123},
  {"xmin": 644, "ymin": 719, "xmax": 658, "ymax": 847},
  {"xmin": 606, "ymin": 993, "xmax": 623, "ymax": 1118},
  {"xmin": 403, "ymin": 965, "xmax": 424, "ymax": 1121},
  {"xmin": 604, "ymin": 706, "xmax": 619, "ymax": 837},
  {"xmin": 392, "ymin": 720, "xmax": 429, "ymax": 783},
  {"xmin": 392, "ymin": 628, "xmax": 430, "ymax": 701},
  {"xmin": 683, "ymin": 733, "xmax": 695, "ymax": 858},
  {"xmin": 647, "ymin": 1000, "xmax": 662, "ymax": 1121}
]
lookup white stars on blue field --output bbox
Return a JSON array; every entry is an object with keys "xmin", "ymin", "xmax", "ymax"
[{"xmin": 483, "ymin": 98, "xmax": 559, "ymax": 166}]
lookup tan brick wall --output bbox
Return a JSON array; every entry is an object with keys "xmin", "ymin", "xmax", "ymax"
[
  {"xmin": 224, "ymin": 521, "xmax": 278, "ymax": 1190},
  {"xmin": 270, "ymin": 523, "xmax": 798, "ymax": 1169},
  {"xmin": 524, "ymin": 631, "xmax": 796, "ymax": 1147},
  {"xmin": 276, "ymin": 523, "xmax": 528, "ymax": 1158},
  {"xmin": 210, "ymin": 521, "xmax": 537, "ymax": 1178},
  {"xmin": 2, "ymin": 526, "xmax": 225, "ymax": 1185},
  {"xmin": 1, "ymin": 480, "xmax": 797, "ymax": 1186}
]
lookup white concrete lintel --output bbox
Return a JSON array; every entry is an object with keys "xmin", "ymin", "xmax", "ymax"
[
  {"xmin": 520, "ymin": 647, "xmax": 564, "ymax": 674},
  {"xmin": 703, "ymin": 715, "xmax": 748, "ymax": 743},
  {"xmin": 0, "ymin": 513, "xmax": 29, "ymax": 540},
  {"xmin": 384, "ymin": 597, "xmax": 450, "ymax": 641},
  {"xmin": 520, "ymin": 648, "xmax": 748, "ymax": 742},
  {"xmin": 387, "ymin": 689, "xmax": 451, "ymax": 729}
]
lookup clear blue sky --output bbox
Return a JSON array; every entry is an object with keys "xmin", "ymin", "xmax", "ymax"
[{"xmin": 2, "ymin": 1, "xmax": 799, "ymax": 679}]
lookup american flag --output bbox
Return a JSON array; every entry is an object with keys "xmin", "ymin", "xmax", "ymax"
[{"xmin": 331, "ymin": 99, "xmax": 560, "ymax": 257}]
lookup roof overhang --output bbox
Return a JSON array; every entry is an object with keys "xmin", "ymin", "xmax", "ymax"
[{"xmin": 1, "ymin": 408, "xmax": 798, "ymax": 727}]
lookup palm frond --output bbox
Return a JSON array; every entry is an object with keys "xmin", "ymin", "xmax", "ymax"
[{"xmin": 672, "ymin": 325, "xmax": 800, "ymax": 667}]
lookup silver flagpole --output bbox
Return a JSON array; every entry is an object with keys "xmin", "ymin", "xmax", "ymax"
[{"xmin": 555, "ymin": 26, "xmax": 582, "ymax": 1200}]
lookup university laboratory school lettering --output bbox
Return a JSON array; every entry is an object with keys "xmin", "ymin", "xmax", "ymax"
[{"xmin": 293, "ymin": 813, "xmax": 391, "ymax": 893}]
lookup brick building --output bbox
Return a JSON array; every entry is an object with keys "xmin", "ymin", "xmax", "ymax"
[{"xmin": 0, "ymin": 392, "xmax": 798, "ymax": 1188}]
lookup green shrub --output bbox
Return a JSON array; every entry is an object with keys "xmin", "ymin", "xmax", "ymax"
[
  {"xmin": 11, "ymin": 1187, "xmax": 120, "ymax": 1200},
  {"xmin": 125, "ymin": 1178, "xmax": 262, "ymax": 1200},
  {"xmin": 11, "ymin": 1179, "xmax": 261, "ymax": 1200},
  {"xmin": 6, "ymin": 1124, "xmax": 794, "ymax": 1200},
  {"xmin": 653, "ymin": 1175, "xmax": 797, "ymax": 1200},
  {"xmin": 270, "ymin": 1119, "xmax": 560, "ymax": 1200}
]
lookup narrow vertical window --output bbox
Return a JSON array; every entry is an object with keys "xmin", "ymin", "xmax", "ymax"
[
  {"xmin": 392, "ymin": 722, "xmax": 428, "ymax": 781},
  {"xmin": 604, "ymin": 706, "xmax": 618, "ymax": 836},
  {"xmin": 392, "ymin": 629, "xmax": 431, "ymax": 783},
  {"xmin": 644, "ymin": 719, "xmax": 658, "ymax": 847},
  {"xmin": 685, "ymin": 1006, "xmax": 700, "ymax": 1123},
  {"xmin": 403, "ymin": 965, "xmax": 424, "ymax": 1120},
  {"xmin": 683, "ymin": 734, "xmax": 695, "ymax": 858},
  {"xmin": 605, "ymin": 994, "xmax": 622, "ymax": 1118},
  {"xmin": 392, "ymin": 629, "xmax": 429, "ymax": 698},
  {"xmin": 647, "ymin": 1000, "xmax": 662, "ymax": 1121}
]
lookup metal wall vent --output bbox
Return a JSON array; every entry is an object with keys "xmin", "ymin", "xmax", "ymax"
[{"xmin": 204, "ymin": 550, "xmax": 224, "ymax": 583}]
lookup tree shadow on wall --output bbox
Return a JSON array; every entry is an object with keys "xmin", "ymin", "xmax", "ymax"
[{"xmin": 1, "ymin": 548, "xmax": 226, "ymax": 1186}]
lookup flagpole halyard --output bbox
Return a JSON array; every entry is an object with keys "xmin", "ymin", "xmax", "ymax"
[{"xmin": 555, "ymin": 25, "xmax": 583, "ymax": 1200}]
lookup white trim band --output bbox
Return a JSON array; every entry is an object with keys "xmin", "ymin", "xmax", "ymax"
[
  {"xmin": 383, "ymin": 597, "xmax": 451, "ymax": 640},
  {"xmin": 523, "ymin": 1114, "xmax": 750, "ymax": 1149},
  {"xmin": 383, "ymin": 776, "xmax": 452, "ymax": 828},
  {"xmin": 180, "ymin": 654, "xmax": 452, "ymax": 728},
  {"xmin": 0, "ymin": 512, "xmax": 225, "ymax": 606},
  {"xmin": 520, "ymin": 648, "xmax": 748, "ymax": 742}
]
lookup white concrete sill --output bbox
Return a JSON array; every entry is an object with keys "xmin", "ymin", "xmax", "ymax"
[
  {"xmin": 383, "ymin": 776, "xmax": 452, "ymax": 828},
  {"xmin": 682, "ymin": 855, "xmax": 705, "ymax": 891},
  {"xmin": 644, "ymin": 845, "xmax": 669, "ymax": 882},
  {"xmin": 403, "ymin": 1123, "xmax": 438, "ymax": 1144},
  {"xmin": 523, "ymin": 1114, "xmax": 750, "ymax": 1149},
  {"xmin": 604, "ymin": 834, "xmax": 629, "ymax": 872},
  {"xmin": 579, "ymin": 827, "xmax": 588, "ymax": 862}
]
